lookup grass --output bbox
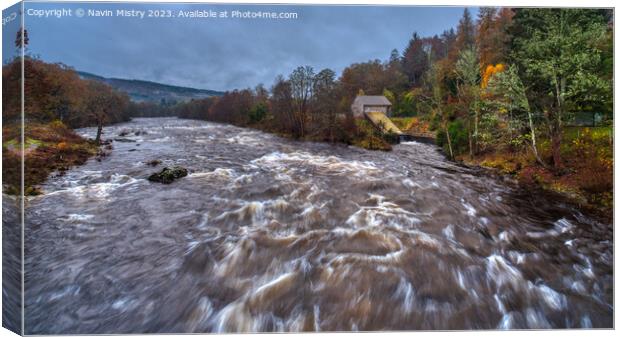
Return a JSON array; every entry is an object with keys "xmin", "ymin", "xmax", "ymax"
[
  {"xmin": 2, "ymin": 121, "xmax": 99, "ymax": 195},
  {"xmin": 563, "ymin": 126, "xmax": 613, "ymax": 143}
]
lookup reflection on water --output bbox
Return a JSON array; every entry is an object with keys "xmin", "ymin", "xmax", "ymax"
[{"xmin": 19, "ymin": 118, "xmax": 612, "ymax": 333}]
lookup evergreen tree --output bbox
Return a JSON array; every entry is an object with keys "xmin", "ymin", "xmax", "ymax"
[
  {"xmin": 402, "ymin": 32, "xmax": 430, "ymax": 86},
  {"xmin": 455, "ymin": 8, "xmax": 476, "ymax": 52}
]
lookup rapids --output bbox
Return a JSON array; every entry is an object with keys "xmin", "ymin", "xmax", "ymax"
[{"xmin": 10, "ymin": 117, "xmax": 613, "ymax": 333}]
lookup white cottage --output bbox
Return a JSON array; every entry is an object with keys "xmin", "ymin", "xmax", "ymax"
[{"xmin": 351, "ymin": 95, "xmax": 393, "ymax": 117}]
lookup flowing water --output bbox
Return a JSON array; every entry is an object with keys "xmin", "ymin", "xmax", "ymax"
[{"xmin": 15, "ymin": 117, "xmax": 612, "ymax": 333}]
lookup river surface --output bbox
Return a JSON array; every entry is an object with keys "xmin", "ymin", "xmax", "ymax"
[{"xmin": 17, "ymin": 117, "xmax": 613, "ymax": 333}]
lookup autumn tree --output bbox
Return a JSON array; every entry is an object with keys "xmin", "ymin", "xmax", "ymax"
[
  {"xmin": 83, "ymin": 81, "xmax": 129, "ymax": 143},
  {"xmin": 208, "ymin": 89, "xmax": 254, "ymax": 125},
  {"xmin": 2, "ymin": 60, "xmax": 22, "ymax": 123},
  {"xmin": 440, "ymin": 29, "xmax": 457, "ymax": 58},
  {"xmin": 270, "ymin": 75, "xmax": 295, "ymax": 135},
  {"xmin": 340, "ymin": 60, "xmax": 406, "ymax": 106},
  {"xmin": 477, "ymin": 7, "xmax": 514, "ymax": 68},
  {"xmin": 454, "ymin": 8, "xmax": 476, "ymax": 54}
]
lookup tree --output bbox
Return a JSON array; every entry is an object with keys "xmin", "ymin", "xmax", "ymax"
[
  {"xmin": 254, "ymin": 84, "xmax": 269, "ymax": 103},
  {"xmin": 455, "ymin": 8, "xmax": 476, "ymax": 53},
  {"xmin": 270, "ymin": 75, "xmax": 295, "ymax": 135},
  {"xmin": 440, "ymin": 29, "xmax": 457, "ymax": 58},
  {"xmin": 389, "ymin": 49, "xmax": 401, "ymax": 65},
  {"xmin": 289, "ymin": 66, "xmax": 315, "ymax": 138},
  {"xmin": 15, "ymin": 28, "xmax": 29, "ymax": 51},
  {"xmin": 339, "ymin": 60, "xmax": 403, "ymax": 103},
  {"xmin": 511, "ymin": 8, "xmax": 611, "ymax": 169},
  {"xmin": 248, "ymin": 102, "xmax": 268, "ymax": 124},
  {"xmin": 494, "ymin": 8, "xmax": 515, "ymax": 62},
  {"xmin": 486, "ymin": 66, "xmax": 545, "ymax": 166},
  {"xmin": 208, "ymin": 90, "xmax": 254, "ymax": 125},
  {"xmin": 477, "ymin": 7, "xmax": 497, "ymax": 67},
  {"xmin": 312, "ymin": 68, "xmax": 339, "ymax": 141},
  {"xmin": 455, "ymin": 47, "xmax": 481, "ymax": 156},
  {"xmin": 477, "ymin": 8, "xmax": 514, "ymax": 68},
  {"xmin": 426, "ymin": 62, "xmax": 454, "ymax": 159},
  {"xmin": 83, "ymin": 81, "xmax": 128, "ymax": 144},
  {"xmin": 402, "ymin": 33, "xmax": 430, "ymax": 86},
  {"xmin": 249, "ymin": 84, "xmax": 270, "ymax": 124}
]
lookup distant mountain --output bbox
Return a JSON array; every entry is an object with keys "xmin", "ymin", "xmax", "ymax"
[{"xmin": 77, "ymin": 71, "xmax": 224, "ymax": 104}]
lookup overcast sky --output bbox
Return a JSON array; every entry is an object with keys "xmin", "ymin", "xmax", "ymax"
[{"xmin": 9, "ymin": 3, "xmax": 476, "ymax": 91}]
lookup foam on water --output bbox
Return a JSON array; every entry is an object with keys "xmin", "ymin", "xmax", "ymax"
[{"xmin": 21, "ymin": 118, "xmax": 613, "ymax": 333}]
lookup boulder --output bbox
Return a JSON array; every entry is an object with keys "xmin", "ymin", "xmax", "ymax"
[{"xmin": 148, "ymin": 166, "xmax": 188, "ymax": 184}]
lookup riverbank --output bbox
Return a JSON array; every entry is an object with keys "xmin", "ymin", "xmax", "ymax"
[
  {"xmin": 2, "ymin": 121, "xmax": 99, "ymax": 195},
  {"xmin": 455, "ymin": 127, "xmax": 613, "ymax": 219}
]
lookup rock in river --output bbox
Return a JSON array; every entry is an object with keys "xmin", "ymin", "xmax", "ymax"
[{"xmin": 147, "ymin": 166, "xmax": 188, "ymax": 184}]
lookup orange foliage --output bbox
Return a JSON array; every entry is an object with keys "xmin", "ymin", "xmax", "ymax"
[
  {"xmin": 407, "ymin": 117, "xmax": 431, "ymax": 134},
  {"xmin": 481, "ymin": 63, "xmax": 505, "ymax": 88},
  {"xmin": 57, "ymin": 142, "xmax": 69, "ymax": 151}
]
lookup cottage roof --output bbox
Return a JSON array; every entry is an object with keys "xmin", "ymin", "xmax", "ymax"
[{"xmin": 353, "ymin": 95, "xmax": 392, "ymax": 106}]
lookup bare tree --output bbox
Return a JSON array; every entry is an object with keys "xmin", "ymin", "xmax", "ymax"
[
  {"xmin": 270, "ymin": 75, "xmax": 295, "ymax": 135},
  {"xmin": 312, "ymin": 68, "xmax": 338, "ymax": 141},
  {"xmin": 289, "ymin": 66, "xmax": 315, "ymax": 138}
]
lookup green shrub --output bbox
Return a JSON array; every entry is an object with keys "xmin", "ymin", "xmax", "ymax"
[
  {"xmin": 436, "ymin": 120, "xmax": 469, "ymax": 156},
  {"xmin": 248, "ymin": 102, "xmax": 268, "ymax": 124}
]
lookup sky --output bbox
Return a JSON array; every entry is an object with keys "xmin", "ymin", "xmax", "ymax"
[{"xmin": 5, "ymin": 2, "xmax": 476, "ymax": 91}]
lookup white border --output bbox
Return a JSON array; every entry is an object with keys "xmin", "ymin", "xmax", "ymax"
[{"xmin": 0, "ymin": 1, "xmax": 616, "ymax": 337}]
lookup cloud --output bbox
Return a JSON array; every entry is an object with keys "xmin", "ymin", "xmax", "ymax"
[{"xmin": 22, "ymin": 3, "xmax": 473, "ymax": 91}]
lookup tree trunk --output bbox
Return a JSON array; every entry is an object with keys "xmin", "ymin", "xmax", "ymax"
[
  {"xmin": 552, "ymin": 75, "xmax": 564, "ymax": 170},
  {"xmin": 526, "ymin": 109, "xmax": 547, "ymax": 168},
  {"xmin": 468, "ymin": 128, "xmax": 473, "ymax": 159},
  {"xmin": 95, "ymin": 123, "xmax": 103, "ymax": 144},
  {"xmin": 551, "ymin": 129, "xmax": 562, "ymax": 169},
  {"xmin": 474, "ymin": 108, "xmax": 479, "ymax": 154},
  {"xmin": 446, "ymin": 128, "xmax": 454, "ymax": 160},
  {"xmin": 444, "ymin": 121, "xmax": 454, "ymax": 160}
]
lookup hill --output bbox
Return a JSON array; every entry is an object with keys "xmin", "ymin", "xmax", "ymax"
[{"xmin": 77, "ymin": 71, "xmax": 224, "ymax": 103}]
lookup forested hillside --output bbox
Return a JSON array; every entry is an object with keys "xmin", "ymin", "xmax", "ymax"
[
  {"xmin": 77, "ymin": 71, "xmax": 224, "ymax": 104},
  {"xmin": 154, "ymin": 8, "xmax": 614, "ymax": 211}
]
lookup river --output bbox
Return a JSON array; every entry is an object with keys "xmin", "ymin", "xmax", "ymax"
[{"xmin": 14, "ymin": 117, "xmax": 613, "ymax": 333}]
